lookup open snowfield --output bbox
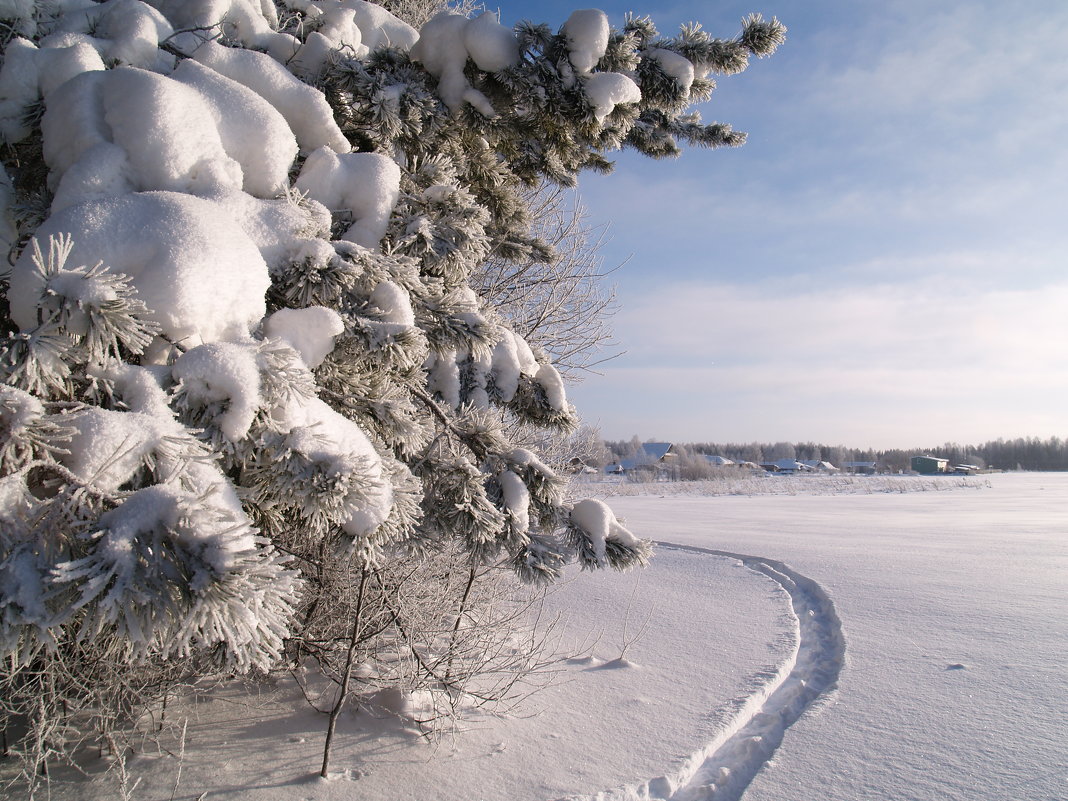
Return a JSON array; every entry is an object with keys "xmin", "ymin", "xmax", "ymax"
[
  {"xmin": 29, "ymin": 472, "xmax": 1067, "ymax": 801},
  {"xmin": 604, "ymin": 472, "xmax": 1068, "ymax": 801}
]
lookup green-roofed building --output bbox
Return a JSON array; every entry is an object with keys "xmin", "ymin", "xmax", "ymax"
[{"xmin": 912, "ymin": 455, "xmax": 949, "ymax": 474}]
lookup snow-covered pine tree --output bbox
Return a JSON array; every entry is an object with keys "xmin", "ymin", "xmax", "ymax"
[{"xmin": 0, "ymin": 0, "xmax": 783, "ymax": 778}]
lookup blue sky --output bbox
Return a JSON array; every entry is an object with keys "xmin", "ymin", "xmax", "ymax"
[{"xmin": 501, "ymin": 0, "xmax": 1068, "ymax": 448}]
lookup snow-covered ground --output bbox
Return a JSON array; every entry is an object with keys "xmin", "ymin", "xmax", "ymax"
[
  {"xmin": 33, "ymin": 472, "xmax": 1067, "ymax": 800},
  {"xmin": 604, "ymin": 471, "xmax": 1068, "ymax": 801}
]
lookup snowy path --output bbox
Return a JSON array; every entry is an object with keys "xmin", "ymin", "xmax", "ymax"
[{"xmin": 573, "ymin": 543, "xmax": 846, "ymax": 801}]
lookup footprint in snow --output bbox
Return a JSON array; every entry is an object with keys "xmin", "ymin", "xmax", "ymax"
[{"xmin": 945, "ymin": 663, "xmax": 967, "ymax": 670}]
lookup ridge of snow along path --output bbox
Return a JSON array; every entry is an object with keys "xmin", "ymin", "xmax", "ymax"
[{"xmin": 572, "ymin": 543, "xmax": 846, "ymax": 801}]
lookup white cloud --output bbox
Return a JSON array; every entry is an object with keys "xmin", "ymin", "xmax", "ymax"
[
  {"xmin": 571, "ymin": 277, "xmax": 1068, "ymax": 446},
  {"xmin": 581, "ymin": 140, "xmax": 1068, "ymax": 294},
  {"xmin": 819, "ymin": 5, "xmax": 1068, "ymax": 115},
  {"xmin": 618, "ymin": 278, "xmax": 1068, "ymax": 366}
]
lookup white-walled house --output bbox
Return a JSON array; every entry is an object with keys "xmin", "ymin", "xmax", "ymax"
[
  {"xmin": 800, "ymin": 459, "xmax": 840, "ymax": 473},
  {"xmin": 704, "ymin": 455, "xmax": 735, "ymax": 466}
]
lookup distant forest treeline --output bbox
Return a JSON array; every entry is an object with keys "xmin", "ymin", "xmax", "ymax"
[{"xmin": 604, "ymin": 436, "xmax": 1068, "ymax": 472}]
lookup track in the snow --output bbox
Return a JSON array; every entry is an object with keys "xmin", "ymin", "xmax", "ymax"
[{"xmin": 563, "ymin": 543, "xmax": 846, "ymax": 801}]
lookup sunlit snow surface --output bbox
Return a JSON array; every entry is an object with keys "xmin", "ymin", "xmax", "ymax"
[
  {"xmin": 605, "ymin": 472, "xmax": 1068, "ymax": 801},
  {"xmin": 33, "ymin": 473, "xmax": 1067, "ymax": 801}
]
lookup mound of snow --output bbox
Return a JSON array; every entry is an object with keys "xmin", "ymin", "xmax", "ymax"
[
  {"xmin": 42, "ymin": 67, "xmax": 245, "ymax": 210},
  {"xmin": 0, "ymin": 37, "xmax": 105, "ymax": 142},
  {"xmin": 171, "ymin": 59, "xmax": 298, "ymax": 198},
  {"xmin": 49, "ymin": 0, "xmax": 175, "ymax": 70},
  {"xmin": 562, "ymin": 8, "xmax": 609, "ymax": 74},
  {"xmin": 190, "ymin": 41, "xmax": 349, "ymax": 154},
  {"xmin": 410, "ymin": 11, "xmax": 519, "ymax": 117},
  {"xmin": 147, "ymin": 0, "xmax": 299, "ymax": 60},
  {"xmin": 9, "ymin": 192, "xmax": 270, "ymax": 352},
  {"xmin": 295, "ymin": 148, "xmax": 401, "ymax": 249}
]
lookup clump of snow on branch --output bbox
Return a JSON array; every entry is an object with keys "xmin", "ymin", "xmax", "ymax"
[
  {"xmin": 490, "ymin": 329, "xmax": 535, "ymax": 402},
  {"xmin": 50, "ymin": 482, "xmax": 299, "ymax": 668},
  {"xmin": 172, "ymin": 342, "xmax": 263, "ymax": 442},
  {"xmin": 497, "ymin": 468, "xmax": 530, "ymax": 534},
  {"xmin": 568, "ymin": 498, "xmax": 651, "ymax": 571},
  {"xmin": 280, "ymin": 0, "xmax": 418, "ymax": 56},
  {"xmin": 280, "ymin": 396, "xmax": 395, "ymax": 539},
  {"xmin": 0, "ymin": 37, "xmax": 105, "ymax": 142},
  {"xmin": 8, "ymin": 192, "xmax": 270, "ymax": 351},
  {"xmin": 369, "ymin": 280, "xmax": 416, "ymax": 328},
  {"xmin": 295, "ymin": 148, "xmax": 401, "ymax": 248},
  {"xmin": 189, "ymin": 41, "xmax": 350, "ymax": 153},
  {"xmin": 646, "ymin": 47, "xmax": 696, "ymax": 94},
  {"xmin": 261, "ymin": 305, "xmax": 345, "ymax": 369},
  {"xmin": 584, "ymin": 72, "xmax": 641, "ymax": 121},
  {"xmin": 410, "ymin": 11, "xmax": 519, "ymax": 116},
  {"xmin": 50, "ymin": 0, "xmax": 176, "ymax": 70},
  {"xmin": 42, "ymin": 68, "xmax": 246, "ymax": 209},
  {"xmin": 150, "ymin": 0, "xmax": 298, "ymax": 60},
  {"xmin": 170, "ymin": 59, "xmax": 298, "ymax": 197},
  {"xmin": 561, "ymin": 8, "xmax": 641, "ymax": 120},
  {"xmin": 562, "ymin": 8, "xmax": 609, "ymax": 73}
]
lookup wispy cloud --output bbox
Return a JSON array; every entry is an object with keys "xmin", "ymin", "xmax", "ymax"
[
  {"xmin": 571, "ymin": 277, "xmax": 1068, "ymax": 446},
  {"xmin": 615, "ymin": 278, "xmax": 1068, "ymax": 367},
  {"xmin": 812, "ymin": 3, "xmax": 1068, "ymax": 123}
]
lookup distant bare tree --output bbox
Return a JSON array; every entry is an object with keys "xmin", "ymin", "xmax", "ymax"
[
  {"xmin": 376, "ymin": 0, "xmax": 482, "ymax": 29},
  {"xmin": 765, "ymin": 441, "xmax": 797, "ymax": 461},
  {"xmin": 510, "ymin": 422, "xmax": 612, "ymax": 474},
  {"xmin": 475, "ymin": 185, "xmax": 621, "ymax": 380},
  {"xmin": 671, "ymin": 444, "xmax": 718, "ymax": 481}
]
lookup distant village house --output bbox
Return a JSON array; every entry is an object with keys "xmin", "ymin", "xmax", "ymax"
[
  {"xmin": 910, "ymin": 455, "xmax": 949, "ymax": 474},
  {"xmin": 605, "ymin": 442, "xmax": 674, "ymax": 475},
  {"xmin": 841, "ymin": 461, "xmax": 877, "ymax": 475}
]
